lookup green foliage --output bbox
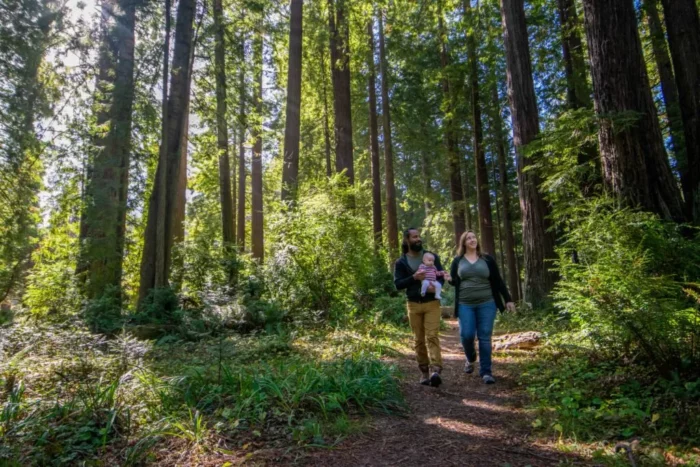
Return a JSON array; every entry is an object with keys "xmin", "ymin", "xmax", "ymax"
[
  {"xmin": 133, "ymin": 286, "xmax": 183, "ymax": 326},
  {"xmin": 264, "ymin": 179, "xmax": 394, "ymax": 323},
  {"xmin": 523, "ymin": 339, "xmax": 700, "ymax": 448},
  {"xmin": 0, "ymin": 316, "xmax": 406, "ymax": 463},
  {"xmin": 83, "ymin": 285, "xmax": 122, "ymax": 334},
  {"xmin": 554, "ymin": 199, "xmax": 700, "ymax": 377}
]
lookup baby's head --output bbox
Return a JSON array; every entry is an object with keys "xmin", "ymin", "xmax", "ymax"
[{"xmin": 422, "ymin": 252, "xmax": 435, "ymax": 267}]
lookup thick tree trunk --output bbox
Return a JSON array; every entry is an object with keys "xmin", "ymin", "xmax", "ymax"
[
  {"xmin": 492, "ymin": 84, "xmax": 520, "ymax": 302},
  {"xmin": 328, "ymin": 0, "xmax": 354, "ymax": 188},
  {"xmin": 80, "ymin": 0, "xmax": 137, "ymax": 302},
  {"xmin": 138, "ymin": 0, "xmax": 195, "ymax": 302},
  {"xmin": 500, "ymin": 0, "xmax": 556, "ymax": 306},
  {"xmin": 281, "ymin": 0, "xmax": 303, "ymax": 203},
  {"xmin": 237, "ymin": 38, "xmax": 247, "ymax": 249},
  {"xmin": 464, "ymin": 0, "xmax": 495, "ymax": 255},
  {"xmin": 378, "ymin": 11, "xmax": 399, "ymax": 260},
  {"xmin": 439, "ymin": 8, "xmax": 466, "ymax": 247},
  {"xmin": 367, "ymin": 19, "xmax": 383, "ymax": 248},
  {"xmin": 582, "ymin": 0, "xmax": 685, "ymax": 221},
  {"xmin": 213, "ymin": 0, "xmax": 234, "ymax": 248},
  {"xmin": 251, "ymin": 16, "xmax": 264, "ymax": 261},
  {"xmin": 660, "ymin": 0, "xmax": 700, "ymax": 222}
]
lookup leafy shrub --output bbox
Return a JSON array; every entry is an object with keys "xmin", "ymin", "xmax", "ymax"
[
  {"xmin": 83, "ymin": 285, "xmax": 122, "ymax": 334},
  {"xmin": 132, "ymin": 286, "xmax": 183, "ymax": 326},
  {"xmin": 554, "ymin": 199, "xmax": 700, "ymax": 377},
  {"xmin": 372, "ymin": 296, "xmax": 408, "ymax": 326}
]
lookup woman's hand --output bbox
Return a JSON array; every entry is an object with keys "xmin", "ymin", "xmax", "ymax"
[{"xmin": 505, "ymin": 302, "xmax": 516, "ymax": 313}]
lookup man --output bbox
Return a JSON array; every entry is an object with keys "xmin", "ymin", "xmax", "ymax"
[{"xmin": 394, "ymin": 228, "xmax": 450, "ymax": 387}]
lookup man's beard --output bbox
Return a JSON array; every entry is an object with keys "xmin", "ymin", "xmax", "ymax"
[{"xmin": 409, "ymin": 241, "xmax": 423, "ymax": 252}]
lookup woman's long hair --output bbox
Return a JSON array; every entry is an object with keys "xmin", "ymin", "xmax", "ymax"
[{"xmin": 457, "ymin": 230, "xmax": 482, "ymax": 257}]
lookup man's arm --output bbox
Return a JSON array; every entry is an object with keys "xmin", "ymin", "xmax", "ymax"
[{"xmin": 394, "ymin": 259, "xmax": 415, "ymax": 290}]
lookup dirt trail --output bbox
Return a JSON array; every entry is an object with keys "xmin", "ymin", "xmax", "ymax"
[{"xmin": 299, "ymin": 319, "xmax": 587, "ymax": 467}]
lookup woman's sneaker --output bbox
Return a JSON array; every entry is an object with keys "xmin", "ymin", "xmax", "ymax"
[
  {"xmin": 482, "ymin": 374, "xmax": 496, "ymax": 384},
  {"xmin": 429, "ymin": 372, "xmax": 442, "ymax": 387},
  {"xmin": 464, "ymin": 362, "xmax": 474, "ymax": 374}
]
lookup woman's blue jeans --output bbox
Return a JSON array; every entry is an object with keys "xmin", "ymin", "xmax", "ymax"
[{"xmin": 457, "ymin": 300, "xmax": 497, "ymax": 376}]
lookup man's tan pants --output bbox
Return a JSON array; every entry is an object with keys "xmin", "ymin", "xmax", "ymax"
[{"xmin": 407, "ymin": 300, "xmax": 443, "ymax": 373}]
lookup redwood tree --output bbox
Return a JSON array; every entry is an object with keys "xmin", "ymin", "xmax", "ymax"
[
  {"xmin": 660, "ymin": 0, "xmax": 700, "ymax": 222},
  {"xmin": 138, "ymin": 0, "xmax": 195, "ymax": 302},
  {"xmin": 213, "ymin": 0, "xmax": 234, "ymax": 249},
  {"xmin": 582, "ymin": 0, "xmax": 685, "ymax": 221},
  {"xmin": 642, "ymin": 0, "xmax": 685, "ymax": 168},
  {"xmin": 367, "ymin": 19, "xmax": 382, "ymax": 248},
  {"xmin": 500, "ymin": 0, "xmax": 557, "ymax": 306},
  {"xmin": 281, "ymin": 0, "xmax": 303, "ymax": 203},
  {"xmin": 439, "ymin": 5, "xmax": 466, "ymax": 246},
  {"xmin": 251, "ymin": 9, "xmax": 264, "ymax": 260},
  {"xmin": 378, "ymin": 10, "xmax": 399, "ymax": 259},
  {"xmin": 464, "ymin": 0, "xmax": 495, "ymax": 255},
  {"xmin": 328, "ymin": 0, "xmax": 354, "ymax": 186},
  {"xmin": 79, "ymin": 0, "xmax": 137, "ymax": 302},
  {"xmin": 237, "ymin": 37, "xmax": 247, "ymax": 248}
]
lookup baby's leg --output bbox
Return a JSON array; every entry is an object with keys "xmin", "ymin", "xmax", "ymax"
[
  {"xmin": 421, "ymin": 279, "xmax": 430, "ymax": 296},
  {"xmin": 433, "ymin": 281, "xmax": 442, "ymax": 299}
]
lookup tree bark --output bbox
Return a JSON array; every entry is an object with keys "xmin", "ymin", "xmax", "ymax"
[
  {"xmin": 556, "ymin": 0, "xmax": 599, "ymax": 195},
  {"xmin": 557, "ymin": 0, "xmax": 591, "ymax": 110},
  {"xmin": 251, "ymin": 13, "xmax": 264, "ymax": 261},
  {"xmin": 79, "ymin": 0, "xmax": 137, "ymax": 302},
  {"xmin": 500, "ymin": 0, "xmax": 556, "ymax": 306},
  {"xmin": 213, "ymin": 0, "xmax": 235, "ymax": 249},
  {"xmin": 642, "ymin": 0, "xmax": 685, "ymax": 186},
  {"xmin": 139, "ymin": 0, "xmax": 195, "ymax": 302},
  {"xmin": 464, "ymin": 0, "xmax": 495, "ymax": 255},
  {"xmin": 378, "ymin": 11, "xmax": 399, "ymax": 260},
  {"xmin": 367, "ymin": 19, "xmax": 383, "ymax": 249},
  {"xmin": 320, "ymin": 46, "xmax": 332, "ymax": 178},
  {"xmin": 281, "ymin": 0, "xmax": 303, "ymax": 203},
  {"xmin": 582, "ymin": 0, "xmax": 685, "ymax": 221},
  {"xmin": 660, "ymin": 0, "xmax": 700, "ymax": 222},
  {"xmin": 328, "ymin": 0, "xmax": 354, "ymax": 188},
  {"xmin": 491, "ymin": 83, "xmax": 520, "ymax": 302},
  {"xmin": 439, "ymin": 5, "xmax": 467, "ymax": 247},
  {"xmin": 237, "ymin": 36, "xmax": 247, "ymax": 249}
]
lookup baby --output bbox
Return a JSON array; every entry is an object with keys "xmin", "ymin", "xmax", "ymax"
[{"xmin": 418, "ymin": 252, "xmax": 444, "ymax": 299}]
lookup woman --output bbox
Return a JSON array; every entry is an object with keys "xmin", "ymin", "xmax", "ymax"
[{"xmin": 448, "ymin": 231, "xmax": 515, "ymax": 384}]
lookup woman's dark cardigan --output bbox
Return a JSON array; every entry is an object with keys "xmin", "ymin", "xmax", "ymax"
[{"xmin": 448, "ymin": 254, "xmax": 513, "ymax": 317}]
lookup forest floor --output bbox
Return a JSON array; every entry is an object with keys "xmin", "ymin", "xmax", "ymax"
[{"xmin": 197, "ymin": 320, "xmax": 594, "ymax": 467}]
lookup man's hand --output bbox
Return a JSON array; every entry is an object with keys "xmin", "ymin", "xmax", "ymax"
[
  {"xmin": 413, "ymin": 270, "xmax": 426, "ymax": 281},
  {"xmin": 505, "ymin": 302, "xmax": 516, "ymax": 313},
  {"xmin": 442, "ymin": 272, "xmax": 451, "ymax": 282}
]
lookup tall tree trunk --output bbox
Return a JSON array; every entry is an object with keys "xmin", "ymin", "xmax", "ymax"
[
  {"xmin": 378, "ymin": 11, "xmax": 399, "ymax": 260},
  {"xmin": 582, "ymin": 0, "xmax": 685, "ymax": 221},
  {"xmin": 642, "ymin": 0, "xmax": 686, "ymax": 184},
  {"xmin": 328, "ymin": 0, "xmax": 354, "ymax": 188},
  {"xmin": 281, "ymin": 0, "xmax": 303, "ymax": 203},
  {"xmin": 492, "ymin": 159, "xmax": 505, "ymax": 273},
  {"xmin": 464, "ymin": 0, "xmax": 495, "ymax": 254},
  {"xmin": 138, "ymin": 0, "xmax": 195, "ymax": 302},
  {"xmin": 660, "ymin": 0, "xmax": 700, "ymax": 222},
  {"xmin": 237, "ymin": 37, "xmax": 247, "ymax": 249},
  {"xmin": 320, "ymin": 46, "xmax": 332, "ymax": 178},
  {"xmin": 500, "ymin": 0, "xmax": 556, "ymax": 306},
  {"xmin": 556, "ymin": 0, "xmax": 599, "ymax": 195},
  {"xmin": 77, "ymin": 0, "xmax": 118, "ymax": 279},
  {"xmin": 491, "ymin": 84, "xmax": 520, "ymax": 301},
  {"xmin": 79, "ymin": 0, "xmax": 137, "ymax": 302},
  {"xmin": 367, "ymin": 19, "xmax": 383, "ymax": 248},
  {"xmin": 461, "ymin": 156, "xmax": 474, "ymax": 231},
  {"xmin": 213, "ymin": 0, "xmax": 234, "ymax": 251},
  {"xmin": 557, "ymin": 0, "xmax": 591, "ymax": 110},
  {"xmin": 251, "ymin": 13, "xmax": 264, "ymax": 261},
  {"xmin": 439, "ymin": 6, "xmax": 467, "ymax": 246}
]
